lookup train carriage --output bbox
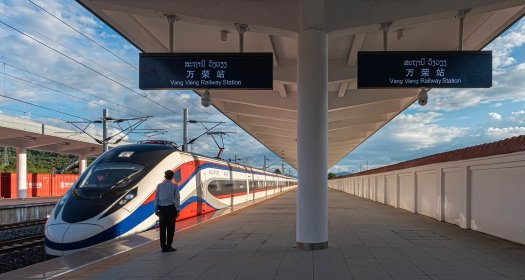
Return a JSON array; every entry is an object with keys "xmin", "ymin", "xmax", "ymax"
[{"xmin": 45, "ymin": 143, "xmax": 296, "ymax": 256}]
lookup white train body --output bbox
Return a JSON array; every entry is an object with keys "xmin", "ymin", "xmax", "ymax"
[{"xmin": 45, "ymin": 144, "xmax": 296, "ymax": 256}]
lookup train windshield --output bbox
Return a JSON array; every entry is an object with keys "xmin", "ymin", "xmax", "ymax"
[{"xmin": 78, "ymin": 162, "xmax": 144, "ymax": 189}]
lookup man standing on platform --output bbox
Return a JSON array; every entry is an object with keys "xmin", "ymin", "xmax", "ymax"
[{"xmin": 155, "ymin": 170, "xmax": 180, "ymax": 252}]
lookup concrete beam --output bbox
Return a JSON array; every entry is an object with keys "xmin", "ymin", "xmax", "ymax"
[
  {"xmin": 329, "ymin": 114, "xmax": 388, "ymax": 130},
  {"xmin": 212, "ymin": 90, "xmax": 295, "ymax": 111},
  {"xmin": 328, "ymin": 124, "xmax": 377, "ymax": 138},
  {"xmin": 329, "ymin": 100, "xmax": 400, "ymax": 120},
  {"xmin": 329, "ymin": 90, "xmax": 415, "ymax": 111},
  {"xmin": 252, "ymin": 126, "xmax": 297, "ymax": 138},
  {"xmin": 347, "ymin": 33, "xmax": 365, "ymax": 66},
  {"xmin": 259, "ymin": 33, "xmax": 279, "ymax": 67},
  {"xmin": 239, "ymin": 115, "xmax": 296, "ymax": 130},
  {"xmin": 222, "ymin": 102, "xmax": 296, "ymax": 121}
]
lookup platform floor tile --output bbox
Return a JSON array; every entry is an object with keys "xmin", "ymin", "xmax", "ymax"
[{"xmin": 10, "ymin": 188, "xmax": 525, "ymax": 280}]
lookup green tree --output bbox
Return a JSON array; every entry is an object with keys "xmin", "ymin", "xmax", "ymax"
[
  {"xmin": 0, "ymin": 146, "xmax": 93, "ymax": 174},
  {"xmin": 274, "ymin": 168, "xmax": 282, "ymax": 174},
  {"xmin": 328, "ymin": 172, "xmax": 337, "ymax": 179}
]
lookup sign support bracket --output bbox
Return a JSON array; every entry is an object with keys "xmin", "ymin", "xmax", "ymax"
[{"xmin": 458, "ymin": 9, "xmax": 470, "ymax": 51}]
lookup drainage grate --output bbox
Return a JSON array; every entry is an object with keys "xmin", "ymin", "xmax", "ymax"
[{"xmin": 392, "ymin": 230, "xmax": 451, "ymax": 240}]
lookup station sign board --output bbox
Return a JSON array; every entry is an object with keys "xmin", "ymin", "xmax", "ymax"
[
  {"xmin": 357, "ymin": 51, "xmax": 492, "ymax": 88},
  {"xmin": 139, "ymin": 52, "xmax": 273, "ymax": 90}
]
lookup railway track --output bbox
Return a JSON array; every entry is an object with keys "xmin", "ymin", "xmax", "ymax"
[
  {"xmin": 0, "ymin": 234, "xmax": 45, "ymax": 254},
  {"xmin": 0, "ymin": 219, "xmax": 47, "ymax": 231},
  {"xmin": 0, "ymin": 219, "xmax": 53, "ymax": 274}
]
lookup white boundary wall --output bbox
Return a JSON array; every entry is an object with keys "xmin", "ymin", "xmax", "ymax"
[{"xmin": 329, "ymin": 151, "xmax": 525, "ymax": 245}]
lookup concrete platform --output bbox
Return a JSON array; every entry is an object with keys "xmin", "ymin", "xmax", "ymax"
[
  {"xmin": 6, "ymin": 189, "xmax": 525, "ymax": 279},
  {"xmin": 0, "ymin": 197, "xmax": 59, "ymax": 224},
  {"xmin": 0, "ymin": 197, "xmax": 60, "ymax": 208}
]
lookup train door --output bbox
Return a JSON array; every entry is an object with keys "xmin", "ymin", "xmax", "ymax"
[
  {"xmin": 198, "ymin": 162, "xmax": 207, "ymax": 214},
  {"xmin": 246, "ymin": 167, "xmax": 252, "ymax": 202},
  {"xmin": 184, "ymin": 154, "xmax": 207, "ymax": 215}
]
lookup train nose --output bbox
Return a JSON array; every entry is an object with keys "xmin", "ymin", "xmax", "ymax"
[
  {"xmin": 62, "ymin": 223, "xmax": 105, "ymax": 243},
  {"xmin": 46, "ymin": 223, "xmax": 105, "ymax": 256}
]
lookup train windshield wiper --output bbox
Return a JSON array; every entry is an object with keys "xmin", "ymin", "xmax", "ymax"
[{"xmin": 114, "ymin": 171, "xmax": 141, "ymax": 187}]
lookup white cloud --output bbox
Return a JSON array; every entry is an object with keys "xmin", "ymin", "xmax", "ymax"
[
  {"xmin": 485, "ymin": 126, "xmax": 525, "ymax": 139},
  {"xmin": 510, "ymin": 110, "xmax": 525, "ymax": 124},
  {"xmin": 408, "ymin": 19, "xmax": 525, "ymax": 113},
  {"xmin": 415, "ymin": 63, "xmax": 525, "ymax": 112},
  {"xmin": 487, "ymin": 19, "xmax": 525, "ymax": 70},
  {"xmin": 488, "ymin": 112, "xmax": 502, "ymax": 121},
  {"xmin": 388, "ymin": 112, "xmax": 468, "ymax": 150}
]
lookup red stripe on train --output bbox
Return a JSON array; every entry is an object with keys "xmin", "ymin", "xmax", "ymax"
[{"xmin": 176, "ymin": 201, "xmax": 216, "ymax": 221}]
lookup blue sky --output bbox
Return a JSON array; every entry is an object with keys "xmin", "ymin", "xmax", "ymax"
[{"xmin": 1, "ymin": 1, "xmax": 525, "ymax": 176}]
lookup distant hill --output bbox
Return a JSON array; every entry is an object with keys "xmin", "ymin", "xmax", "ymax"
[{"xmin": 0, "ymin": 147, "xmax": 94, "ymax": 174}]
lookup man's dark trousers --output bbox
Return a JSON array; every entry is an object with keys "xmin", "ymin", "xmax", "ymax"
[{"xmin": 158, "ymin": 205, "xmax": 177, "ymax": 250}]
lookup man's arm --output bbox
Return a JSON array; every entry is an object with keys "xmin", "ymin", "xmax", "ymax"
[
  {"xmin": 174, "ymin": 184, "xmax": 180, "ymax": 211},
  {"xmin": 154, "ymin": 185, "xmax": 160, "ymax": 215}
]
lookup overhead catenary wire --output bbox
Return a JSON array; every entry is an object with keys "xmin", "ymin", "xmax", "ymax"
[
  {"xmin": 13, "ymin": 2, "xmax": 218, "ymax": 124},
  {"xmin": 0, "ymin": 11, "xmax": 134, "ymax": 85},
  {"xmin": 26, "ymin": 0, "xmax": 139, "ymax": 71},
  {"xmin": 2, "ymin": 5, "xmax": 269, "ymax": 160},
  {"xmin": 0, "ymin": 94, "xmax": 91, "ymax": 121},
  {"xmin": 1, "ymin": 72, "xmax": 121, "ymax": 113},
  {"xmin": 1, "ymin": 61, "xmax": 144, "ymax": 117},
  {"xmin": 3, "ymin": 6, "xmax": 232, "ymax": 127},
  {"xmin": 0, "ymin": 19, "xmax": 183, "ymax": 118},
  {"xmin": 0, "ymin": 61, "xmax": 185, "ymax": 134},
  {"xmin": 0, "ymin": 105, "xmax": 65, "ymax": 121}
]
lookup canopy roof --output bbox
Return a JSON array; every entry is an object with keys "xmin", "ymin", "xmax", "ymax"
[
  {"xmin": 78, "ymin": 0, "xmax": 525, "ymax": 168},
  {"xmin": 0, "ymin": 114, "xmax": 108, "ymax": 155}
]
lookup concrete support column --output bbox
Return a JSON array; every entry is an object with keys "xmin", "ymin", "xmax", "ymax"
[
  {"xmin": 16, "ymin": 147, "xmax": 27, "ymax": 199},
  {"xmin": 296, "ymin": 26, "xmax": 328, "ymax": 249},
  {"xmin": 79, "ymin": 154, "xmax": 88, "ymax": 174}
]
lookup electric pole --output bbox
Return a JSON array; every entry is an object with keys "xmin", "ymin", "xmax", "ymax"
[
  {"xmin": 68, "ymin": 109, "xmax": 151, "ymax": 152},
  {"xmin": 281, "ymin": 150, "xmax": 284, "ymax": 175},
  {"xmin": 263, "ymin": 155, "xmax": 267, "ymax": 171},
  {"xmin": 183, "ymin": 108, "xmax": 188, "ymax": 152},
  {"xmin": 102, "ymin": 108, "xmax": 109, "ymax": 152}
]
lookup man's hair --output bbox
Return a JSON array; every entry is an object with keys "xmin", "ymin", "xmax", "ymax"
[{"xmin": 164, "ymin": 170, "xmax": 175, "ymax": 180}]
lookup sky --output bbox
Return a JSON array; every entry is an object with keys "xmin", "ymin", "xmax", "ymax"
[{"xmin": 1, "ymin": 1, "xmax": 525, "ymax": 176}]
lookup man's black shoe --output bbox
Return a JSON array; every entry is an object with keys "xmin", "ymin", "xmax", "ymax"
[{"xmin": 166, "ymin": 247, "xmax": 177, "ymax": 252}]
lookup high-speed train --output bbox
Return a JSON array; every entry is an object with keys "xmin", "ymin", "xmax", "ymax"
[{"xmin": 45, "ymin": 142, "xmax": 296, "ymax": 256}]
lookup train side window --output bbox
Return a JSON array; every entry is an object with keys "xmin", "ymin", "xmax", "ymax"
[{"xmin": 174, "ymin": 169, "xmax": 181, "ymax": 183}]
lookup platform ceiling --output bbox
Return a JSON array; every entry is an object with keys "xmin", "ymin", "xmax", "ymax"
[
  {"xmin": 77, "ymin": 0, "xmax": 525, "ymax": 168},
  {"xmin": 0, "ymin": 114, "xmax": 106, "ymax": 155}
]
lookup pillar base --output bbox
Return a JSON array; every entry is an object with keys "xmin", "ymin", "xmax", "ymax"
[{"xmin": 296, "ymin": 241, "xmax": 328, "ymax": 250}]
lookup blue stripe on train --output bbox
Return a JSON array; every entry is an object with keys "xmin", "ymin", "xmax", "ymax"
[
  {"xmin": 45, "ymin": 196, "xmax": 213, "ymax": 251},
  {"xmin": 46, "ymin": 161, "xmax": 290, "ymax": 252}
]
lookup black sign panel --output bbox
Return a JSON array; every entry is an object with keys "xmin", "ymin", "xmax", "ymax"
[
  {"xmin": 358, "ymin": 51, "xmax": 492, "ymax": 88},
  {"xmin": 139, "ymin": 53, "xmax": 273, "ymax": 90}
]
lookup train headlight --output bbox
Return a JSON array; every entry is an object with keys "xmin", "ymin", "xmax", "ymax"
[
  {"xmin": 100, "ymin": 188, "xmax": 139, "ymax": 218},
  {"xmin": 118, "ymin": 189, "xmax": 138, "ymax": 206}
]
